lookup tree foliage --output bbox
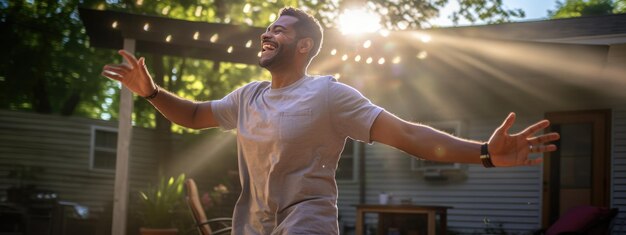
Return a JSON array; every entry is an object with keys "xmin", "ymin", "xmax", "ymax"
[
  {"xmin": 1, "ymin": 0, "xmax": 525, "ymax": 133},
  {"xmin": 549, "ymin": 0, "xmax": 626, "ymax": 19},
  {"xmin": 0, "ymin": 0, "xmax": 117, "ymax": 118}
]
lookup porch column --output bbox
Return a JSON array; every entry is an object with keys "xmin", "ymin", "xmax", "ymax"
[{"xmin": 112, "ymin": 38, "xmax": 135, "ymax": 235}]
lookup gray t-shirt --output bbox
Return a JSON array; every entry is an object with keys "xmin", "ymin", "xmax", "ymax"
[{"xmin": 211, "ymin": 75, "xmax": 383, "ymax": 234}]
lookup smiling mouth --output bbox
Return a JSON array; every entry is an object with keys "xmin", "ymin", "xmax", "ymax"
[{"xmin": 262, "ymin": 41, "xmax": 277, "ymax": 52}]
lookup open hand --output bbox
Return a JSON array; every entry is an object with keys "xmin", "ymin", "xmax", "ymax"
[
  {"xmin": 101, "ymin": 50, "xmax": 156, "ymax": 97},
  {"xmin": 488, "ymin": 112, "xmax": 560, "ymax": 167}
]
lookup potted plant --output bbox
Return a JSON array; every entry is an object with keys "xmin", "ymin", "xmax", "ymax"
[{"xmin": 137, "ymin": 173, "xmax": 187, "ymax": 235}]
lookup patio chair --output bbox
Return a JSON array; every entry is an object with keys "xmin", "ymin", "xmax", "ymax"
[
  {"xmin": 185, "ymin": 178, "xmax": 233, "ymax": 235},
  {"xmin": 534, "ymin": 206, "xmax": 618, "ymax": 235}
]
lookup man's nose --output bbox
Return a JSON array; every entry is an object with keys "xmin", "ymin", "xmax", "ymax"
[{"xmin": 261, "ymin": 32, "xmax": 271, "ymax": 41}]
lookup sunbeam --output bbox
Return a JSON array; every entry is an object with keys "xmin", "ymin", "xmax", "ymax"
[
  {"xmin": 167, "ymin": 131, "xmax": 238, "ymax": 177},
  {"xmin": 384, "ymin": 30, "xmax": 625, "ymax": 118}
]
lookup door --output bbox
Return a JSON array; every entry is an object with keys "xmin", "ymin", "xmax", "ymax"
[{"xmin": 542, "ymin": 110, "xmax": 611, "ymax": 227}]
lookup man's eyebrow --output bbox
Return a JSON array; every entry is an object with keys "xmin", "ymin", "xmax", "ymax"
[{"xmin": 266, "ymin": 25, "xmax": 287, "ymax": 31}]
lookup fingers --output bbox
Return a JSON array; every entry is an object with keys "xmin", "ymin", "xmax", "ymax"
[
  {"xmin": 103, "ymin": 64, "xmax": 131, "ymax": 75},
  {"xmin": 496, "ymin": 112, "xmax": 516, "ymax": 135},
  {"xmin": 527, "ymin": 132, "xmax": 560, "ymax": 145},
  {"xmin": 138, "ymin": 57, "xmax": 150, "ymax": 78},
  {"xmin": 528, "ymin": 144, "xmax": 557, "ymax": 153},
  {"xmin": 102, "ymin": 64, "xmax": 133, "ymax": 81},
  {"xmin": 519, "ymin": 119, "xmax": 550, "ymax": 137},
  {"xmin": 119, "ymin": 50, "xmax": 138, "ymax": 67},
  {"xmin": 101, "ymin": 70, "xmax": 123, "ymax": 81}
]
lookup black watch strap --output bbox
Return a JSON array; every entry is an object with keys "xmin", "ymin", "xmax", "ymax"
[{"xmin": 480, "ymin": 143, "xmax": 495, "ymax": 168}]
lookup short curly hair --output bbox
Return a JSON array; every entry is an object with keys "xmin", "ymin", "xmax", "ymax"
[{"xmin": 278, "ymin": 7, "xmax": 324, "ymax": 63}]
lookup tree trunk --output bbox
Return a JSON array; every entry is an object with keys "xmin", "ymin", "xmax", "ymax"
[
  {"xmin": 152, "ymin": 54, "xmax": 172, "ymax": 176},
  {"xmin": 153, "ymin": 54, "xmax": 171, "ymax": 133},
  {"xmin": 32, "ymin": 75, "xmax": 52, "ymax": 114},
  {"xmin": 60, "ymin": 91, "xmax": 80, "ymax": 116}
]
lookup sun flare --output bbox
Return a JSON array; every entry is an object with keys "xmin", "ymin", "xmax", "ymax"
[{"xmin": 338, "ymin": 8, "xmax": 382, "ymax": 35}]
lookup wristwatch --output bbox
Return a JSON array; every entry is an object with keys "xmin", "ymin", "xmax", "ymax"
[{"xmin": 480, "ymin": 143, "xmax": 495, "ymax": 168}]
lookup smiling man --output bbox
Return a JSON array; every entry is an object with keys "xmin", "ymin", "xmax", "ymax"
[{"xmin": 102, "ymin": 7, "xmax": 560, "ymax": 235}]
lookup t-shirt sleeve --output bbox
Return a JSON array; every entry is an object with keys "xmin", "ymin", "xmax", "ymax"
[
  {"xmin": 211, "ymin": 85, "xmax": 244, "ymax": 130},
  {"xmin": 328, "ymin": 79, "xmax": 384, "ymax": 143}
]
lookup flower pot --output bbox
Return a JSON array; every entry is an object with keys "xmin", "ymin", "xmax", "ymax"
[{"xmin": 139, "ymin": 227, "xmax": 178, "ymax": 235}]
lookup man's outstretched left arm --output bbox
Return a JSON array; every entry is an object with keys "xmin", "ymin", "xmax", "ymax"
[{"xmin": 370, "ymin": 111, "xmax": 560, "ymax": 167}]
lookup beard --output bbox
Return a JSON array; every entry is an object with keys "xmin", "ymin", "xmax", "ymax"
[{"xmin": 259, "ymin": 40, "xmax": 297, "ymax": 69}]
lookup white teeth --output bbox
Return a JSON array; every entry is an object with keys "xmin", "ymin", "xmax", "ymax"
[{"xmin": 262, "ymin": 44, "xmax": 276, "ymax": 51}]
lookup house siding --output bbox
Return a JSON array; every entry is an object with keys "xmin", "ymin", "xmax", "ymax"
[
  {"xmin": 611, "ymin": 107, "xmax": 626, "ymax": 233},
  {"xmin": 338, "ymin": 115, "xmax": 544, "ymax": 234},
  {"xmin": 607, "ymin": 44, "xmax": 626, "ymax": 234},
  {"xmin": 0, "ymin": 110, "xmax": 162, "ymax": 215},
  {"xmin": 337, "ymin": 182, "xmax": 360, "ymax": 231}
]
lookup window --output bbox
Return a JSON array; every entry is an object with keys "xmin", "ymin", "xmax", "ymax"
[
  {"xmin": 411, "ymin": 121, "xmax": 463, "ymax": 171},
  {"xmin": 91, "ymin": 126, "xmax": 118, "ymax": 171},
  {"xmin": 336, "ymin": 138, "xmax": 360, "ymax": 182}
]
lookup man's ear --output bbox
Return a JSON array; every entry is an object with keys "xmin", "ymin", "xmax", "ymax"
[{"xmin": 297, "ymin": 38, "xmax": 314, "ymax": 54}]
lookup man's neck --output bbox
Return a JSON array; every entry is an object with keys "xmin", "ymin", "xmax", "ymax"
[{"xmin": 270, "ymin": 69, "xmax": 306, "ymax": 89}]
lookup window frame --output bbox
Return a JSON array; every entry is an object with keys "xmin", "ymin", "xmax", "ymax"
[
  {"xmin": 336, "ymin": 138, "xmax": 361, "ymax": 183},
  {"xmin": 411, "ymin": 121, "xmax": 463, "ymax": 171},
  {"xmin": 90, "ymin": 126, "xmax": 118, "ymax": 172}
]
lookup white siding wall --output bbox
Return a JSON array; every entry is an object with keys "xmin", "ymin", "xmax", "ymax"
[
  {"xmin": 338, "ymin": 115, "xmax": 545, "ymax": 234},
  {"xmin": 338, "ymin": 181, "xmax": 359, "ymax": 229},
  {"xmin": 0, "ymin": 110, "xmax": 161, "ymax": 215},
  {"xmin": 609, "ymin": 44, "xmax": 626, "ymax": 234},
  {"xmin": 612, "ymin": 107, "xmax": 626, "ymax": 233}
]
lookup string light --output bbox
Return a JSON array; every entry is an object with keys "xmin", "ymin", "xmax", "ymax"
[
  {"xmin": 392, "ymin": 56, "xmax": 401, "ymax": 64},
  {"xmin": 210, "ymin": 33, "xmax": 219, "ymax": 43},
  {"xmin": 161, "ymin": 6, "xmax": 171, "ymax": 15},
  {"xmin": 106, "ymin": 17, "xmax": 412, "ymax": 68},
  {"xmin": 334, "ymin": 73, "xmax": 341, "ymax": 79},
  {"xmin": 136, "ymin": 0, "xmax": 143, "ymax": 6},
  {"xmin": 379, "ymin": 29, "xmax": 390, "ymax": 37},
  {"xmin": 195, "ymin": 6, "xmax": 203, "ymax": 17},
  {"xmin": 244, "ymin": 18, "xmax": 253, "ymax": 26},
  {"xmin": 363, "ymin": 40, "xmax": 371, "ymax": 48},
  {"xmin": 419, "ymin": 34, "xmax": 432, "ymax": 43},
  {"xmin": 269, "ymin": 13, "xmax": 277, "ymax": 22},
  {"xmin": 243, "ymin": 3, "xmax": 251, "ymax": 13},
  {"xmin": 417, "ymin": 51, "xmax": 428, "ymax": 60}
]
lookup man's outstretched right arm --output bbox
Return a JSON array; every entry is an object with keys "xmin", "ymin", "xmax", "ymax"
[{"xmin": 101, "ymin": 50, "xmax": 219, "ymax": 129}]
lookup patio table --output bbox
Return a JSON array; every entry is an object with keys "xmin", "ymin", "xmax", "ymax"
[{"xmin": 355, "ymin": 204, "xmax": 452, "ymax": 235}]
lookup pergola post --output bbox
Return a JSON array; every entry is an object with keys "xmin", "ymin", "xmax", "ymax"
[{"xmin": 111, "ymin": 38, "xmax": 135, "ymax": 235}]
